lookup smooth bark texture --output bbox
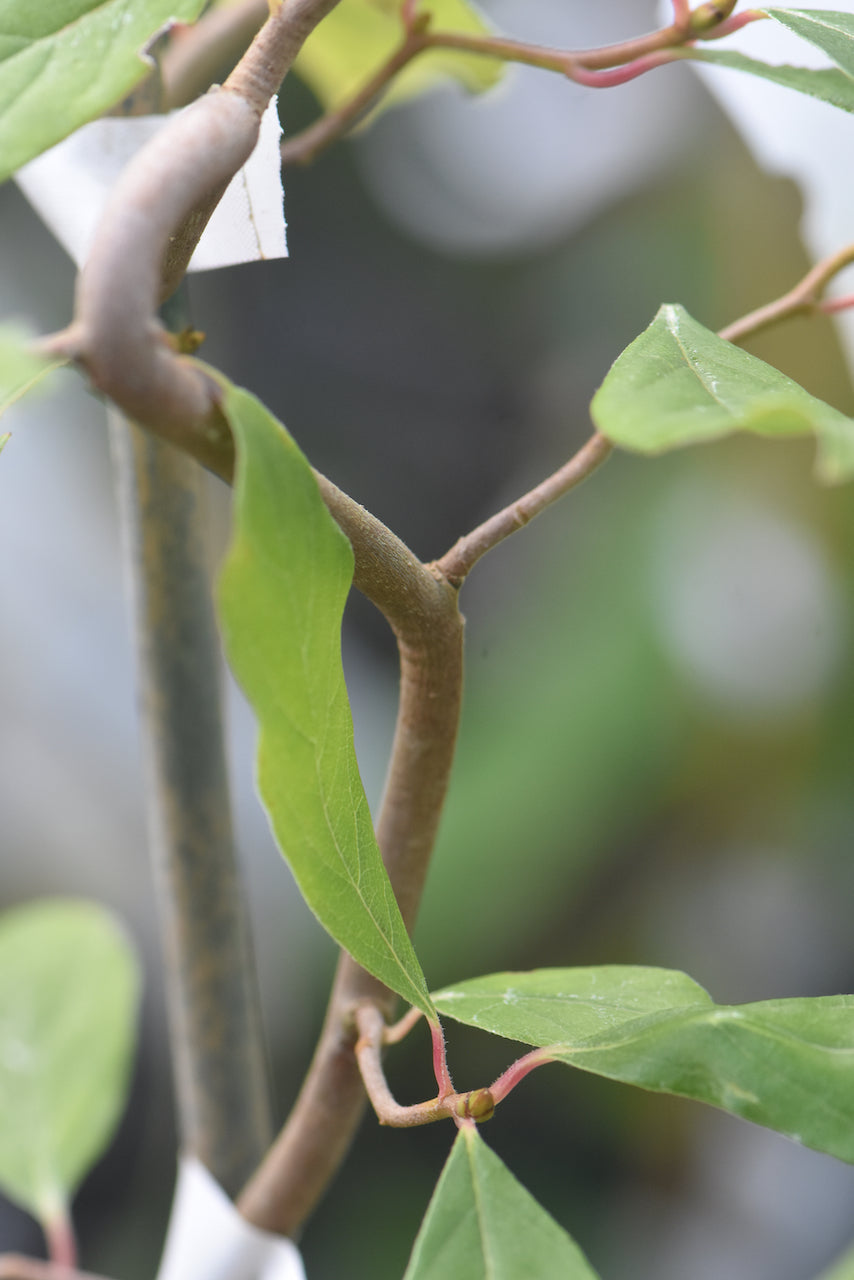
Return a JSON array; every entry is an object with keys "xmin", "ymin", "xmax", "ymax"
[{"xmin": 111, "ymin": 413, "xmax": 272, "ymax": 1195}]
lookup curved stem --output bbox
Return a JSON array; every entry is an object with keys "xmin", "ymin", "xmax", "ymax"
[
  {"xmin": 489, "ymin": 1048, "xmax": 555, "ymax": 1105},
  {"xmin": 161, "ymin": 0, "xmax": 269, "ymax": 109},
  {"xmin": 437, "ymin": 433, "xmax": 612, "ymax": 587},
  {"xmin": 237, "ymin": 521, "xmax": 464, "ymax": 1234},
  {"xmin": 719, "ymin": 240, "xmax": 854, "ymax": 345},
  {"xmin": 47, "ymin": 0, "xmax": 344, "ymax": 448},
  {"xmin": 282, "ymin": 5, "xmax": 748, "ymax": 166},
  {"xmin": 282, "ymin": 26, "xmax": 430, "ymax": 165}
]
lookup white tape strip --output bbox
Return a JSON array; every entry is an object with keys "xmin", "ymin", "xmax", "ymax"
[
  {"xmin": 156, "ymin": 1157, "xmax": 306, "ymax": 1280},
  {"xmin": 15, "ymin": 97, "xmax": 287, "ymax": 273}
]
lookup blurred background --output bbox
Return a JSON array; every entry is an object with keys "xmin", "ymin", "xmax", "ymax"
[{"xmin": 3, "ymin": 1, "xmax": 854, "ymax": 1277}]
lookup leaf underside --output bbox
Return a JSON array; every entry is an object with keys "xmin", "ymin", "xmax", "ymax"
[
  {"xmin": 0, "ymin": 899, "xmax": 139, "ymax": 1226},
  {"xmin": 433, "ymin": 966, "xmax": 854, "ymax": 1163},
  {"xmin": 403, "ymin": 1127, "xmax": 601, "ymax": 1280},
  {"xmin": 589, "ymin": 303, "xmax": 854, "ymax": 482},
  {"xmin": 217, "ymin": 379, "xmax": 434, "ymax": 1017},
  {"xmin": 0, "ymin": 0, "xmax": 207, "ymax": 182}
]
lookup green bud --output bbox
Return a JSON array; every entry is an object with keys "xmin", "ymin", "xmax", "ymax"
[
  {"xmin": 689, "ymin": 0, "xmax": 737, "ymax": 33},
  {"xmin": 454, "ymin": 1089, "xmax": 496, "ymax": 1123}
]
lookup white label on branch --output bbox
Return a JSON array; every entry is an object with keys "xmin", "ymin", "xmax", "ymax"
[
  {"xmin": 14, "ymin": 98, "xmax": 287, "ymax": 273},
  {"xmin": 156, "ymin": 1157, "xmax": 306, "ymax": 1280}
]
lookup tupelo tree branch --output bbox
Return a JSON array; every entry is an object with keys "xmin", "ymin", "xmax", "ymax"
[
  {"xmin": 718, "ymin": 240, "xmax": 854, "ymax": 344},
  {"xmin": 436, "ymin": 433, "xmax": 613, "ymax": 587},
  {"xmin": 235, "ymin": 488, "xmax": 464, "ymax": 1236},
  {"xmin": 161, "ymin": 0, "xmax": 269, "ymax": 109},
  {"xmin": 283, "ymin": 2, "xmax": 766, "ymax": 166},
  {"xmin": 39, "ymin": 0, "xmax": 837, "ymax": 1247},
  {"xmin": 44, "ymin": 0, "xmax": 345, "ymax": 449}
]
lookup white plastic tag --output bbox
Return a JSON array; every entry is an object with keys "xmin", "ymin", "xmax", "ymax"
[
  {"xmin": 14, "ymin": 97, "xmax": 287, "ymax": 273},
  {"xmin": 155, "ymin": 1156, "xmax": 306, "ymax": 1280}
]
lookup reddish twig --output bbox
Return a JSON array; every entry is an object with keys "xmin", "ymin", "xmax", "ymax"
[
  {"xmin": 283, "ymin": 4, "xmax": 766, "ymax": 166},
  {"xmin": 719, "ymin": 240, "xmax": 854, "ymax": 345}
]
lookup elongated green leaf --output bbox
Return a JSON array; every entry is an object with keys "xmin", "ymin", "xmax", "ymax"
[
  {"xmin": 678, "ymin": 46, "xmax": 854, "ymax": 114},
  {"xmin": 403, "ymin": 1127, "xmax": 601, "ymax": 1280},
  {"xmin": 434, "ymin": 967, "xmax": 854, "ymax": 1163},
  {"xmin": 590, "ymin": 303, "xmax": 854, "ymax": 483},
  {"xmin": 294, "ymin": 0, "xmax": 503, "ymax": 118},
  {"xmin": 766, "ymin": 10, "xmax": 854, "ymax": 77},
  {"xmin": 0, "ymin": 0, "xmax": 207, "ymax": 182},
  {"xmin": 217, "ymin": 381, "xmax": 434, "ymax": 1017},
  {"xmin": 0, "ymin": 324, "xmax": 61, "ymax": 417},
  {"xmin": 0, "ymin": 899, "xmax": 139, "ymax": 1227}
]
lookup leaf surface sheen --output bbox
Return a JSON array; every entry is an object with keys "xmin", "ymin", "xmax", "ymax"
[
  {"xmin": 433, "ymin": 967, "xmax": 854, "ymax": 1163},
  {"xmin": 403, "ymin": 1127, "xmax": 601, "ymax": 1280},
  {"xmin": 294, "ymin": 0, "xmax": 503, "ymax": 117},
  {"xmin": 0, "ymin": 899, "xmax": 139, "ymax": 1226},
  {"xmin": 590, "ymin": 303, "xmax": 854, "ymax": 482},
  {"xmin": 0, "ymin": 0, "xmax": 207, "ymax": 181},
  {"xmin": 217, "ymin": 381, "xmax": 434, "ymax": 1017}
]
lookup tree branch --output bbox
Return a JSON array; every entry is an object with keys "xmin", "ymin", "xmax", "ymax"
[
  {"xmin": 110, "ymin": 402, "xmax": 273, "ymax": 1195},
  {"xmin": 282, "ymin": 3, "xmax": 759, "ymax": 166},
  {"xmin": 436, "ymin": 433, "xmax": 613, "ymax": 587},
  {"xmin": 162, "ymin": 0, "xmax": 269, "ymax": 109},
  {"xmin": 45, "ymin": 0, "xmax": 344, "ymax": 448},
  {"xmin": 236, "ymin": 501, "xmax": 464, "ymax": 1235},
  {"xmin": 719, "ymin": 240, "xmax": 854, "ymax": 345}
]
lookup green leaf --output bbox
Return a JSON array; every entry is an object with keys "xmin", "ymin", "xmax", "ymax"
[
  {"xmin": 433, "ymin": 967, "xmax": 854, "ymax": 1164},
  {"xmin": 0, "ymin": 324, "xmax": 61, "ymax": 418},
  {"xmin": 217, "ymin": 380, "xmax": 435, "ymax": 1017},
  {"xmin": 0, "ymin": 0, "xmax": 207, "ymax": 182},
  {"xmin": 678, "ymin": 46, "xmax": 854, "ymax": 114},
  {"xmin": 765, "ymin": 10, "xmax": 854, "ymax": 78},
  {"xmin": 678, "ymin": 8, "xmax": 854, "ymax": 112},
  {"xmin": 590, "ymin": 303, "xmax": 854, "ymax": 483},
  {"xmin": 403, "ymin": 1127, "xmax": 601, "ymax": 1280},
  {"xmin": 433, "ymin": 966, "xmax": 713, "ymax": 1044},
  {"xmin": 0, "ymin": 899, "xmax": 139, "ymax": 1227},
  {"xmin": 294, "ymin": 0, "xmax": 503, "ymax": 118}
]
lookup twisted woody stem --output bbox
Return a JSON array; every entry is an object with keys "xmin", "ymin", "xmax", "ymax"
[
  {"xmin": 43, "ymin": 0, "xmax": 467, "ymax": 1237},
  {"xmin": 38, "ymin": 0, "xmax": 854, "ymax": 1248}
]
